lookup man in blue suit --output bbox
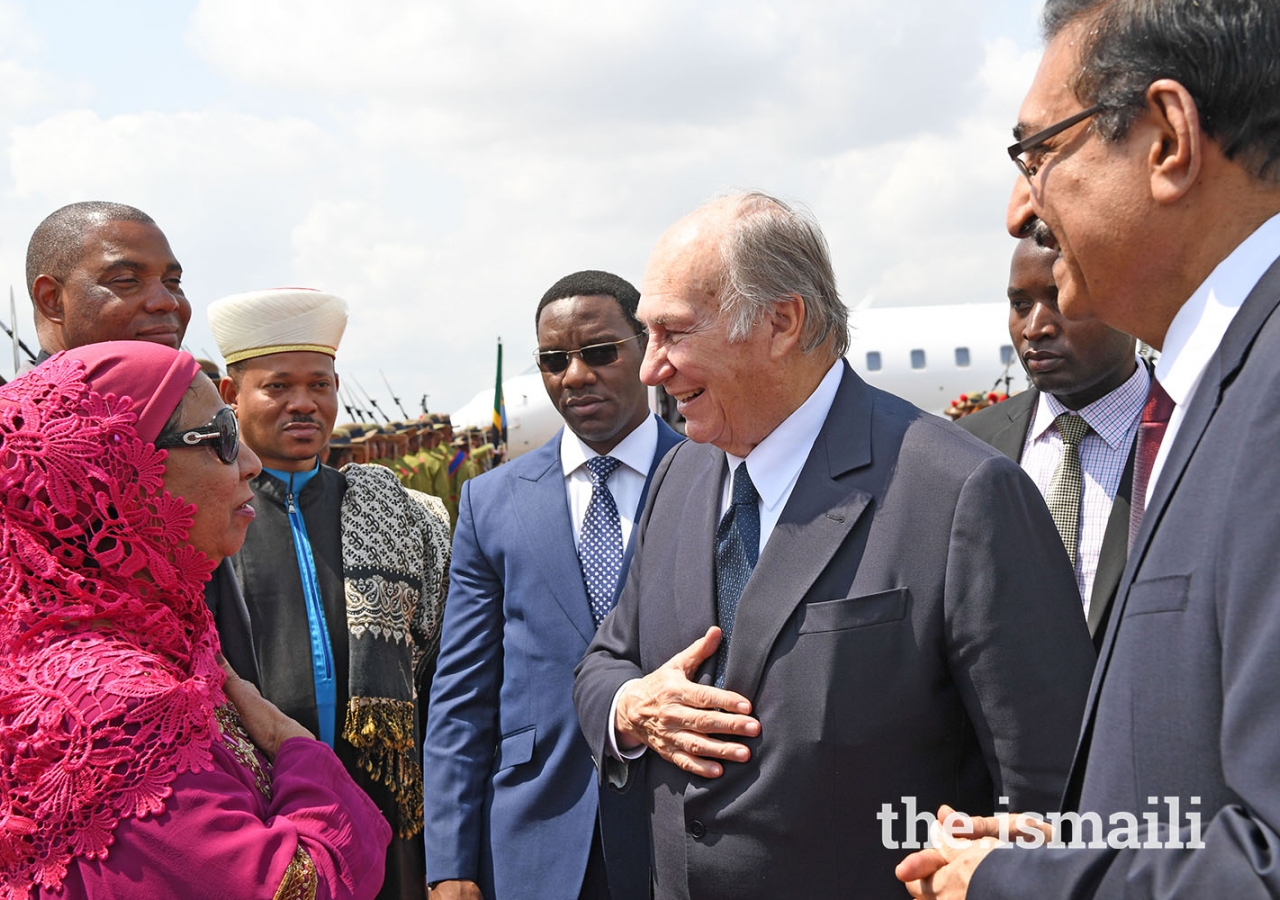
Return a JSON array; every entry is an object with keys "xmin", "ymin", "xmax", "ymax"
[{"xmin": 424, "ymin": 270, "xmax": 683, "ymax": 900}]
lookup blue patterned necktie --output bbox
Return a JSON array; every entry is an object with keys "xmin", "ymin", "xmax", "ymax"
[
  {"xmin": 579, "ymin": 455, "xmax": 624, "ymax": 628},
  {"xmin": 714, "ymin": 462, "xmax": 760, "ymax": 688}
]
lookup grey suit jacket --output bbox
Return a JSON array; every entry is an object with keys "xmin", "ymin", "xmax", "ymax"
[
  {"xmin": 972, "ymin": 254, "xmax": 1280, "ymax": 898},
  {"xmin": 574, "ymin": 363, "xmax": 1095, "ymax": 899},
  {"xmin": 958, "ymin": 377, "xmax": 1142, "ymax": 646}
]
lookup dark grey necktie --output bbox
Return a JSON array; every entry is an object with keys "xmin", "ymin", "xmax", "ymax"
[
  {"xmin": 1046, "ymin": 413, "xmax": 1090, "ymax": 568},
  {"xmin": 578, "ymin": 456, "xmax": 624, "ymax": 627},
  {"xmin": 714, "ymin": 462, "xmax": 760, "ymax": 688}
]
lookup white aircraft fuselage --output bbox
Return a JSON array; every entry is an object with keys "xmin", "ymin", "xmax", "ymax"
[{"xmin": 453, "ymin": 303, "xmax": 1026, "ymax": 460}]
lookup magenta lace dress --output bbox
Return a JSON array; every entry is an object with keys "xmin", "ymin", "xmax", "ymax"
[{"xmin": 0, "ymin": 347, "xmax": 391, "ymax": 900}]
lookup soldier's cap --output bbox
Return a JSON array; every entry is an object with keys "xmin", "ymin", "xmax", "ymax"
[{"xmin": 209, "ymin": 288, "xmax": 347, "ymax": 366}]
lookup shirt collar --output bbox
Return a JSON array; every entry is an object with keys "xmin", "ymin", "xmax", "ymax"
[
  {"xmin": 1032, "ymin": 359, "xmax": 1149, "ymax": 450},
  {"xmin": 726, "ymin": 359, "xmax": 843, "ymax": 513},
  {"xmin": 1157, "ymin": 210, "xmax": 1280, "ymax": 408},
  {"xmin": 263, "ymin": 458, "xmax": 321, "ymax": 491},
  {"xmin": 560, "ymin": 413, "xmax": 659, "ymax": 478}
]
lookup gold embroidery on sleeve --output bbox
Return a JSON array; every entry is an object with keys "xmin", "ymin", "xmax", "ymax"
[
  {"xmin": 273, "ymin": 845, "xmax": 319, "ymax": 900},
  {"xmin": 215, "ymin": 704, "xmax": 273, "ymax": 799}
]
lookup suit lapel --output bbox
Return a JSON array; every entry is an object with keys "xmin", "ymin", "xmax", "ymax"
[
  {"xmin": 673, "ymin": 446, "xmax": 725, "ymax": 672},
  {"xmin": 619, "ymin": 418, "xmax": 684, "ymax": 588},
  {"xmin": 723, "ymin": 365, "xmax": 873, "ymax": 700},
  {"xmin": 1065, "ymin": 255, "xmax": 1280, "ymax": 807},
  {"xmin": 1087, "ymin": 437, "xmax": 1135, "ymax": 639},
  {"xmin": 512, "ymin": 434, "xmax": 598, "ymax": 644},
  {"xmin": 990, "ymin": 389, "xmax": 1038, "ymax": 462}
]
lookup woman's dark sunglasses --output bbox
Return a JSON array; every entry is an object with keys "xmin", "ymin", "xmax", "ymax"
[
  {"xmin": 533, "ymin": 333, "xmax": 643, "ymax": 374},
  {"xmin": 154, "ymin": 406, "xmax": 240, "ymax": 465}
]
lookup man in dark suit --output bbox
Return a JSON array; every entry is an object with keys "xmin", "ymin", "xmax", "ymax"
[
  {"xmin": 897, "ymin": 1, "xmax": 1280, "ymax": 897},
  {"xmin": 960, "ymin": 229, "xmax": 1143, "ymax": 644},
  {"xmin": 573, "ymin": 192, "xmax": 1096, "ymax": 899},
  {"xmin": 424, "ymin": 270, "xmax": 683, "ymax": 900}
]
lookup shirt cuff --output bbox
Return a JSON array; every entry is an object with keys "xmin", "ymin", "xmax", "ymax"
[{"xmin": 607, "ymin": 679, "xmax": 647, "ymax": 761}]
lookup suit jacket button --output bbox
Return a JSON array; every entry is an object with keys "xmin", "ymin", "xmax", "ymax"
[{"xmin": 689, "ymin": 820, "xmax": 706, "ymax": 839}]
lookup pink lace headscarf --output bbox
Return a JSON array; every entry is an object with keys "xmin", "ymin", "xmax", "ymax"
[{"xmin": 0, "ymin": 342, "xmax": 227, "ymax": 898}]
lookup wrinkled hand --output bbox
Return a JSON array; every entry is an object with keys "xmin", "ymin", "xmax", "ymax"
[
  {"xmin": 614, "ymin": 627, "xmax": 760, "ymax": 778},
  {"xmin": 428, "ymin": 879, "xmax": 483, "ymax": 900},
  {"xmin": 896, "ymin": 804, "xmax": 1042, "ymax": 900},
  {"xmin": 218, "ymin": 653, "xmax": 314, "ymax": 761}
]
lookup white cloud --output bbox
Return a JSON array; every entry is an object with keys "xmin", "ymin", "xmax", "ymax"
[{"xmin": 0, "ymin": 0, "xmax": 1047, "ymax": 412}]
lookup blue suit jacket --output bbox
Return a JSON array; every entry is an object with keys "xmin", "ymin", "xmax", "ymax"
[
  {"xmin": 424, "ymin": 416, "xmax": 683, "ymax": 899},
  {"xmin": 972, "ymin": 254, "xmax": 1280, "ymax": 897}
]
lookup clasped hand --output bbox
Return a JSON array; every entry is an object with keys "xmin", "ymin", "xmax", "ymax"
[
  {"xmin": 613, "ymin": 626, "xmax": 761, "ymax": 778},
  {"xmin": 896, "ymin": 804, "xmax": 1053, "ymax": 899}
]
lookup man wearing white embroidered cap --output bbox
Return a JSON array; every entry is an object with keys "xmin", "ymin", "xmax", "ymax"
[{"xmin": 209, "ymin": 287, "xmax": 451, "ymax": 900}]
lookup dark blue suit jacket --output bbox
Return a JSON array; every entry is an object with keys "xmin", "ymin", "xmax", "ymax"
[
  {"xmin": 424, "ymin": 416, "xmax": 682, "ymax": 899},
  {"xmin": 973, "ymin": 255, "xmax": 1280, "ymax": 897},
  {"xmin": 574, "ymin": 365, "xmax": 1095, "ymax": 899}
]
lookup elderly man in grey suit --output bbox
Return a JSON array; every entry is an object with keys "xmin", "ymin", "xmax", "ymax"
[
  {"xmin": 573, "ymin": 191, "xmax": 1096, "ymax": 899},
  {"xmin": 960, "ymin": 228, "xmax": 1144, "ymax": 646},
  {"xmin": 897, "ymin": 0, "xmax": 1280, "ymax": 897}
]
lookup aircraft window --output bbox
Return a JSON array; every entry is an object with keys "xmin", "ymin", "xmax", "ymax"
[
  {"xmin": 910, "ymin": 349, "xmax": 926, "ymax": 370},
  {"xmin": 866, "ymin": 351, "xmax": 882, "ymax": 371},
  {"xmin": 1000, "ymin": 345, "xmax": 1015, "ymax": 365},
  {"xmin": 954, "ymin": 347, "xmax": 971, "ymax": 367}
]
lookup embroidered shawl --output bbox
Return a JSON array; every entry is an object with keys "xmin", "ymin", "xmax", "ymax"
[{"xmin": 339, "ymin": 463, "xmax": 450, "ymax": 839}]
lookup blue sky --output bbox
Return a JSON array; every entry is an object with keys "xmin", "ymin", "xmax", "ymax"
[{"xmin": 0, "ymin": 0, "xmax": 1049, "ymax": 411}]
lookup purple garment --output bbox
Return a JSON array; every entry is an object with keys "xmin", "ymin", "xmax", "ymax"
[{"xmin": 51, "ymin": 735, "xmax": 392, "ymax": 900}]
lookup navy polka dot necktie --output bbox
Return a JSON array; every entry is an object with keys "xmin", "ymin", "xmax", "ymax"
[
  {"xmin": 714, "ymin": 462, "xmax": 760, "ymax": 688},
  {"xmin": 579, "ymin": 455, "xmax": 624, "ymax": 628}
]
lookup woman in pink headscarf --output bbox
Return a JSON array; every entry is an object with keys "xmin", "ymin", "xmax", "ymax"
[{"xmin": 0, "ymin": 342, "xmax": 391, "ymax": 899}]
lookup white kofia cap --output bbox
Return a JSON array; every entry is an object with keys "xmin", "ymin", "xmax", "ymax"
[{"xmin": 209, "ymin": 288, "xmax": 348, "ymax": 365}]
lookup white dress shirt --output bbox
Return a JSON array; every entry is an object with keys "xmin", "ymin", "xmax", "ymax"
[
  {"xmin": 1019, "ymin": 361, "xmax": 1148, "ymax": 611},
  {"xmin": 720, "ymin": 359, "xmax": 844, "ymax": 555},
  {"xmin": 608, "ymin": 359, "xmax": 843, "ymax": 760},
  {"xmin": 1149, "ymin": 211, "xmax": 1280, "ymax": 506},
  {"xmin": 560, "ymin": 413, "xmax": 659, "ymax": 549}
]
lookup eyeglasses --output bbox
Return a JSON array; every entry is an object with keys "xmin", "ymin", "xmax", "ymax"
[
  {"xmin": 533, "ymin": 333, "xmax": 643, "ymax": 374},
  {"xmin": 1007, "ymin": 104, "xmax": 1102, "ymax": 180},
  {"xmin": 154, "ymin": 406, "xmax": 240, "ymax": 465}
]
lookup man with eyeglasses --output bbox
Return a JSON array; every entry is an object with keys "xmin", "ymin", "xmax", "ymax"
[
  {"xmin": 209, "ymin": 288, "xmax": 452, "ymax": 900},
  {"xmin": 897, "ymin": 1, "xmax": 1280, "ymax": 898},
  {"xmin": 424, "ymin": 270, "xmax": 682, "ymax": 900}
]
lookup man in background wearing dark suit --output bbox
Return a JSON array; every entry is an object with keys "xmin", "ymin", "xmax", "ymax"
[
  {"xmin": 960, "ymin": 227, "xmax": 1143, "ymax": 644},
  {"xmin": 574, "ymin": 192, "xmax": 1095, "ymax": 899},
  {"xmin": 897, "ymin": 0, "xmax": 1280, "ymax": 896},
  {"xmin": 424, "ymin": 271, "xmax": 682, "ymax": 900}
]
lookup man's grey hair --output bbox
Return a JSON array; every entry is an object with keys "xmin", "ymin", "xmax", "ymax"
[
  {"xmin": 718, "ymin": 192, "xmax": 849, "ymax": 358},
  {"xmin": 1042, "ymin": 0, "xmax": 1280, "ymax": 184}
]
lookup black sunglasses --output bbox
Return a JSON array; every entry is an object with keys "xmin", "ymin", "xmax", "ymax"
[
  {"xmin": 1007, "ymin": 104, "xmax": 1103, "ymax": 180},
  {"xmin": 533, "ymin": 333, "xmax": 643, "ymax": 374},
  {"xmin": 154, "ymin": 406, "xmax": 240, "ymax": 465}
]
